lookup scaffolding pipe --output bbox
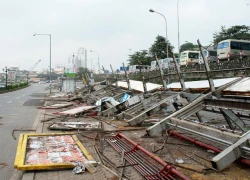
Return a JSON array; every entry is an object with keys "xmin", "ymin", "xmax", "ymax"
[
  {"xmin": 116, "ymin": 133, "xmax": 190, "ymax": 180},
  {"xmin": 168, "ymin": 130, "xmax": 250, "ymax": 167}
]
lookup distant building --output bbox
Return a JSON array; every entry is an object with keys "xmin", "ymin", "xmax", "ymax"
[
  {"xmin": 8, "ymin": 67, "xmax": 19, "ymax": 82},
  {"xmin": 77, "ymin": 47, "xmax": 87, "ymax": 70},
  {"xmin": 54, "ymin": 67, "xmax": 65, "ymax": 74}
]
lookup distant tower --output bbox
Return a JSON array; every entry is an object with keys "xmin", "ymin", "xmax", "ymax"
[{"xmin": 77, "ymin": 47, "xmax": 87, "ymax": 69}]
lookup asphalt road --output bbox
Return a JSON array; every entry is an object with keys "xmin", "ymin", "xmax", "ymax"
[{"xmin": 0, "ymin": 83, "xmax": 48, "ymax": 180}]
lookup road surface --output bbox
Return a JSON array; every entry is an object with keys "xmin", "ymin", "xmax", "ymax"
[{"xmin": 0, "ymin": 84, "xmax": 48, "ymax": 180}]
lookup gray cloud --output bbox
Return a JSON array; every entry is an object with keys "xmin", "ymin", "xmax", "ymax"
[{"xmin": 0, "ymin": 0, "xmax": 249, "ymax": 71}]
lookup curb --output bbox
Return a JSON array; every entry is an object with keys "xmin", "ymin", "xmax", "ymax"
[{"xmin": 9, "ymin": 108, "xmax": 44, "ymax": 180}]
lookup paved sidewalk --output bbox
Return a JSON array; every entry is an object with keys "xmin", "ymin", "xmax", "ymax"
[{"xmin": 19, "ymin": 88, "xmax": 136, "ymax": 180}]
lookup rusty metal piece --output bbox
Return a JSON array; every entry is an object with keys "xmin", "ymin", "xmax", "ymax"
[
  {"xmin": 106, "ymin": 132, "xmax": 190, "ymax": 180},
  {"xmin": 12, "ymin": 129, "xmax": 36, "ymax": 140},
  {"xmin": 116, "ymin": 163, "xmax": 139, "ymax": 168}
]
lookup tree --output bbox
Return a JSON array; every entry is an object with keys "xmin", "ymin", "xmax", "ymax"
[
  {"xmin": 149, "ymin": 35, "xmax": 174, "ymax": 59},
  {"xmin": 128, "ymin": 35, "xmax": 174, "ymax": 66},
  {"xmin": 180, "ymin": 42, "xmax": 198, "ymax": 52},
  {"xmin": 76, "ymin": 67, "xmax": 90, "ymax": 79},
  {"xmin": 129, "ymin": 50, "xmax": 152, "ymax": 66},
  {"xmin": 213, "ymin": 25, "xmax": 250, "ymax": 45}
]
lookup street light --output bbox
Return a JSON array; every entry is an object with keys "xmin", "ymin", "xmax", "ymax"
[
  {"xmin": 90, "ymin": 50, "xmax": 100, "ymax": 74},
  {"xmin": 33, "ymin": 33, "xmax": 52, "ymax": 94},
  {"xmin": 2, "ymin": 67, "xmax": 8, "ymax": 90},
  {"xmin": 149, "ymin": 9, "xmax": 169, "ymax": 59},
  {"xmin": 177, "ymin": 0, "xmax": 180, "ymax": 58}
]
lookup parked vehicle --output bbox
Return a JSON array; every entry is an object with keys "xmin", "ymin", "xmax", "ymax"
[
  {"xmin": 199, "ymin": 49, "xmax": 218, "ymax": 63},
  {"xmin": 179, "ymin": 51, "xmax": 200, "ymax": 66},
  {"xmin": 217, "ymin": 39, "xmax": 250, "ymax": 60}
]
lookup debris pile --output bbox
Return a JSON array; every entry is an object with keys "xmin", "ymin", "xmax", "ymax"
[{"xmin": 14, "ymin": 40, "xmax": 250, "ymax": 179}]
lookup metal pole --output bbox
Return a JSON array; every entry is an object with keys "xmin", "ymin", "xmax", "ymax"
[
  {"xmin": 177, "ymin": 0, "xmax": 180, "ymax": 59},
  {"xmin": 49, "ymin": 35, "xmax": 51, "ymax": 94},
  {"xmin": 154, "ymin": 54, "xmax": 167, "ymax": 90},
  {"xmin": 123, "ymin": 63, "xmax": 131, "ymax": 91},
  {"xmin": 153, "ymin": 11, "xmax": 168, "ymax": 59}
]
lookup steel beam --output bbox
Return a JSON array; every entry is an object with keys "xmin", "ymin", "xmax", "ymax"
[
  {"xmin": 147, "ymin": 77, "xmax": 243, "ymax": 136},
  {"xmin": 204, "ymin": 98, "xmax": 250, "ymax": 111},
  {"xmin": 110, "ymin": 64, "xmax": 118, "ymax": 88},
  {"xmin": 154, "ymin": 54, "xmax": 167, "ymax": 90},
  {"xmin": 220, "ymin": 109, "xmax": 249, "ymax": 132},
  {"xmin": 127, "ymin": 93, "xmax": 181, "ymax": 126},
  {"xmin": 173, "ymin": 54, "xmax": 186, "ymax": 91},
  {"xmin": 197, "ymin": 39, "xmax": 215, "ymax": 92},
  {"xmin": 211, "ymin": 130, "xmax": 250, "ymax": 171},
  {"xmin": 122, "ymin": 63, "xmax": 131, "ymax": 91},
  {"xmin": 167, "ymin": 117, "xmax": 240, "ymax": 145}
]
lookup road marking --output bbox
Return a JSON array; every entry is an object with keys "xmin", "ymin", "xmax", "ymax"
[
  {"xmin": 7, "ymin": 101, "xmax": 12, "ymax": 103},
  {"xmin": 16, "ymin": 97, "xmax": 20, "ymax": 99}
]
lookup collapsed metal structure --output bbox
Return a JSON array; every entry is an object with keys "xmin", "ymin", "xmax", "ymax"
[
  {"xmin": 146, "ymin": 39, "xmax": 250, "ymax": 171},
  {"xmin": 81, "ymin": 39, "xmax": 250, "ymax": 172}
]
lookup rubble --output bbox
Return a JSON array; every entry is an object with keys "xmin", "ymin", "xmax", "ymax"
[{"xmin": 14, "ymin": 48, "xmax": 250, "ymax": 179}]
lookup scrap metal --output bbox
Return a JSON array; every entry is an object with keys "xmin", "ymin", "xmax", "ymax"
[
  {"xmin": 53, "ymin": 105, "xmax": 96, "ymax": 116},
  {"xmin": 37, "ymin": 103, "xmax": 73, "ymax": 109},
  {"xmin": 106, "ymin": 132, "xmax": 189, "ymax": 180},
  {"xmin": 48, "ymin": 121, "xmax": 102, "ymax": 131},
  {"xmin": 14, "ymin": 133, "xmax": 96, "ymax": 171}
]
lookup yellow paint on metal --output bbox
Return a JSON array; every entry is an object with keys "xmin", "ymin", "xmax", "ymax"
[
  {"xmin": 72, "ymin": 135, "xmax": 96, "ymax": 166},
  {"xmin": 82, "ymin": 77, "xmax": 87, "ymax": 85},
  {"xmin": 15, "ymin": 133, "xmax": 96, "ymax": 171},
  {"xmin": 14, "ymin": 134, "xmax": 24, "ymax": 168}
]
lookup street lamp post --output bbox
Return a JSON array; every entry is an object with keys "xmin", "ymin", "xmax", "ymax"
[
  {"xmin": 33, "ymin": 33, "xmax": 52, "ymax": 94},
  {"xmin": 2, "ymin": 67, "xmax": 8, "ymax": 90},
  {"xmin": 149, "ymin": 9, "xmax": 169, "ymax": 59},
  {"xmin": 177, "ymin": 0, "xmax": 181, "ymax": 59},
  {"xmin": 90, "ymin": 50, "xmax": 100, "ymax": 74}
]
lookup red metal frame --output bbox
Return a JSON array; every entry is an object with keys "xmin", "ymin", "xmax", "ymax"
[
  {"xmin": 106, "ymin": 132, "xmax": 189, "ymax": 180},
  {"xmin": 168, "ymin": 130, "xmax": 250, "ymax": 167}
]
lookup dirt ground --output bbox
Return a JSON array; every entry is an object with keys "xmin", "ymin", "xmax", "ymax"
[{"xmin": 37, "ymin": 103, "xmax": 250, "ymax": 180}]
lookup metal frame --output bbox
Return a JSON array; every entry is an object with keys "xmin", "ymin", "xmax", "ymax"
[{"xmin": 15, "ymin": 133, "xmax": 95, "ymax": 170}]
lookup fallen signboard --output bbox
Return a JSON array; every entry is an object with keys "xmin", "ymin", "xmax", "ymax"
[{"xmin": 14, "ymin": 133, "xmax": 96, "ymax": 171}]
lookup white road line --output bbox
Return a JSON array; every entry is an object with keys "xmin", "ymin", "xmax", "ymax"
[
  {"xmin": 7, "ymin": 101, "xmax": 12, "ymax": 103},
  {"xmin": 16, "ymin": 97, "xmax": 20, "ymax": 99}
]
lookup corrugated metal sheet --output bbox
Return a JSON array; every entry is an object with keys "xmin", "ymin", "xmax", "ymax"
[
  {"xmin": 62, "ymin": 79, "xmax": 76, "ymax": 93},
  {"xmin": 167, "ymin": 77, "xmax": 237, "ymax": 89},
  {"xmin": 114, "ymin": 80, "xmax": 162, "ymax": 92},
  {"xmin": 53, "ymin": 106, "xmax": 96, "ymax": 115}
]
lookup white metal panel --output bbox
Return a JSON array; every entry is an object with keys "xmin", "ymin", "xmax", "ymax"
[{"xmin": 62, "ymin": 79, "xmax": 76, "ymax": 93}]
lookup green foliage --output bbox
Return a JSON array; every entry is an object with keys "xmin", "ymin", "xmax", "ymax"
[
  {"xmin": 76, "ymin": 67, "xmax": 90, "ymax": 79},
  {"xmin": 180, "ymin": 42, "xmax": 198, "ymax": 52},
  {"xmin": 128, "ymin": 35, "xmax": 174, "ymax": 66},
  {"xmin": 0, "ymin": 82, "xmax": 28, "ymax": 92},
  {"xmin": 129, "ymin": 50, "xmax": 153, "ymax": 66},
  {"xmin": 174, "ymin": 53, "xmax": 179, "ymax": 58},
  {"xmin": 213, "ymin": 25, "xmax": 250, "ymax": 45},
  {"xmin": 149, "ymin": 35, "xmax": 174, "ymax": 59}
]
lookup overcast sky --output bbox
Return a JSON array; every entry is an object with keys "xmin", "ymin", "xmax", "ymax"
[{"xmin": 0, "ymin": 0, "xmax": 249, "ymax": 72}]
